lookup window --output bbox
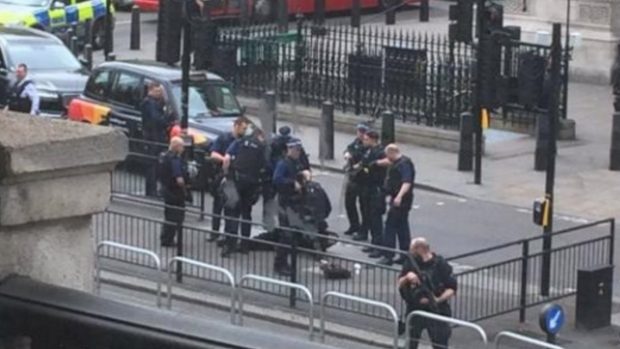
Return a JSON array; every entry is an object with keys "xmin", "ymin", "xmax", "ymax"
[
  {"xmin": 85, "ymin": 70, "xmax": 111, "ymax": 98},
  {"xmin": 6, "ymin": 43, "xmax": 81, "ymax": 71},
  {"xmin": 109, "ymin": 72, "xmax": 142, "ymax": 107}
]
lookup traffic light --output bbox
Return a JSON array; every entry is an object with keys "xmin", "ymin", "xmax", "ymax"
[
  {"xmin": 479, "ymin": 35, "xmax": 502, "ymax": 108},
  {"xmin": 533, "ymin": 197, "xmax": 550, "ymax": 227},
  {"xmin": 448, "ymin": 0, "xmax": 473, "ymax": 43},
  {"xmin": 479, "ymin": 2, "xmax": 503, "ymax": 37}
]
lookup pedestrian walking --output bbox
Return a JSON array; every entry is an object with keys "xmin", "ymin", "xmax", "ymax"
[
  {"xmin": 4, "ymin": 64, "xmax": 39, "ymax": 115},
  {"xmin": 220, "ymin": 128, "xmax": 269, "ymax": 257},
  {"xmin": 206, "ymin": 116, "xmax": 250, "ymax": 238},
  {"xmin": 342, "ymin": 123, "xmax": 369, "ymax": 236},
  {"xmin": 272, "ymin": 139, "xmax": 310, "ymax": 276},
  {"xmin": 352, "ymin": 130, "xmax": 388, "ymax": 252},
  {"xmin": 159, "ymin": 137, "xmax": 191, "ymax": 247},
  {"xmin": 378, "ymin": 143, "xmax": 415, "ymax": 265},
  {"xmin": 141, "ymin": 82, "xmax": 170, "ymax": 197},
  {"xmin": 398, "ymin": 238, "xmax": 457, "ymax": 349}
]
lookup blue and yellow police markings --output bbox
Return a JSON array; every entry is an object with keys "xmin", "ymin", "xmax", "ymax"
[{"xmin": 0, "ymin": 0, "xmax": 111, "ymax": 31}]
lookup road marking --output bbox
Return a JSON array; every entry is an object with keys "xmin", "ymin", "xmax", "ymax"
[
  {"xmin": 516, "ymin": 208, "xmax": 531, "ymax": 214},
  {"xmin": 457, "ymin": 198, "xmax": 467, "ymax": 203},
  {"xmin": 413, "ymin": 205, "xmax": 420, "ymax": 210},
  {"xmin": 436, "ymin": 202, "xmax": 445, "ymax": 206}
]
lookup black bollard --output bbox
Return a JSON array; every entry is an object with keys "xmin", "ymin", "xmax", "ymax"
[
  {"xmin": 84, "ymin": 44, "xmax": 93, "ymax": 70},
  {"xmin": 277, "ymin": 0, "xmax": 288, "ymax": 33},
  {"xmin": 381, "ymin": 110, "xmax": 395, "ymax": 146},
  {"xmin": 458, "ymin": 112, "xmax": 474, "ymax": 171},
  {"xmin": 610, "ymin": 112, "xmax": 620, "ymax": 170},
  {"xmin": 319, "ymin": 101, "xmax": 334, "ymax": 160},
  {"xmin": 239, "ymin": 0, "xmax": 249, "ymax": 26},
  {"xmin": 65, "ymin": 28, "xmax": 74, "ymax": 47},
  {"xmin": 351, "ymin": 0, "xmax": 361, "ymax": 28},
  {"xmin": 70, "ymin": 36, "xmax": 79, "ymax": 57},
  {"xmin": 130, "ymin": 5, "xmax": 141, "ymax": 50},
  {"xmin": 314, "ymin": 0, "xmax": 325, "ymax": 26},
  {"xmin": 420, "ymin": 0, "xmax": 429, "ymax": 22},
  {"xmin": 265, "ymin": 90, "xmax": 277, "ymax": 134},
  {"xmin": 386, "ymin": 6, "xmax": 395, "ymax": 25},
  {"xmin": 84, "ymin": 19, "xmax": 92, "ymax": 46},
  {"xmin": 535, "ymin": 113, "xmax": 550, "ymax": 171}
]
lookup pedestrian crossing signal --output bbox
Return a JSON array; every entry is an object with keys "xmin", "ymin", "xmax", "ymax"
[
  {"xmin": 481, "ymin": 108, "xmax": 490, "ymax": 129},
  {"xmin": 533, "ymin": 197, "xmax": 550, "ymax": 227}
]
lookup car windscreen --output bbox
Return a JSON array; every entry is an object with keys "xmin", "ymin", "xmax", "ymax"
[
  {"xmin": 6, "ymin": 42, "xmax": 82, "ymax": 71},
  {"xmin": 171, "ymin": 81, "xmax": 241, "ymax": 119},
  {"xmin": 0, "ymin": 0, "xmax": 48, "ymax": 6}
]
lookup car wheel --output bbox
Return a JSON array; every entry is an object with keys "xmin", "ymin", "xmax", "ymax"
[{"xmin": 252, "ymin": 0, "xmax": 273, "ymax": 23}]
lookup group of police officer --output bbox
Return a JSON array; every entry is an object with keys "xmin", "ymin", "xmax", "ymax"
[{"xmin": 343, "ymin": 123, "xmax": 416, "ymax": 266}]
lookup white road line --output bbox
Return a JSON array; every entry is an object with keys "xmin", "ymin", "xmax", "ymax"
[
  {"xmin": 413, "ymin": 205, "xmax": 421, "ymax": 210},
  {"xmin": 436, "ymin": 202, "xmax": 445, "ymax": 206},
  {"xmin": 457, "ymin": 198, "xmax": 467, "ymax": 203}
]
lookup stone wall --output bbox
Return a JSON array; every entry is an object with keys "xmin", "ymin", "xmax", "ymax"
[
  {"xmin": 504, "ymin": 0, "xmax": 620, "ymax": 84},
  {"xmin": 0, "ymin": 113, "xmax": 127, "ymax": 292}
]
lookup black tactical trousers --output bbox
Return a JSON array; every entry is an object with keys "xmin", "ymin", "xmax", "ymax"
[
  {"xmin": 359, "ymin": 186, "xmax": 385, "ymax": 245},
  {"xmin": 408, "ymin": 316, "xmax": 452, "ymax": 349},
  {"xmin": 224, "ymin": 180, "xmax": 259, "ymax": 246},
  {"xmin": 344, "ymin": 180, "xmax": 362, "ymax": 232}
]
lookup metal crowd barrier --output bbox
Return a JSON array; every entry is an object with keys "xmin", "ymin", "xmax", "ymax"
[
  {"xmin": 495, "ymin": 331, "xmax": 565, "ymax": 349},
  {"xmin": 167, "ymin": 257, "xmax": 236, "ymax": 324},
  {"xmin": 95, "ymin": 241, "xmax": 162, "ymax": 308},
  {"xmin": 238, "ymin": 274, "xmax": 315, "ymax": 340},
  {"xmin": 320, "ymin": 291, "xmax": 399, "ymax": 349},
  {"xmin": 406, "ymin": 310, "xmax": 488, "ymax": 348}
]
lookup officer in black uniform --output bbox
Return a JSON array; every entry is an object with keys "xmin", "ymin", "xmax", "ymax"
[
  {"xmin": 141, "ymin": 82, "xmax": 170, "ymax": 197},
  {"xmin": 221, "ymin": 128, "xmax": 268, "ymax": 257},
  {"xmin": 378, "ymin": 143, "xmax": 415, "ymax": 266},
  {"xmin": 159, "ymin": 137, "xmax": 190, "ymax": 247},
  {"xmin": 352, "ymin": 131, "xmax": 388, "ymax": 252},
  {"xmin": 343, "ymin": 123, "xmax": 369, "ymax": 236},
  {"xmin": 207, "ymin": 116, "xmax": 250, "ymax": 238},
  {"xmin": 399, "ymin": 238, "xmax": 457, "ymax": 349},
  {"xmin": 272, "ymin": 139, "xmax": 309, "ymax": 276},
  {"xmin": 4, "ymin": 63, "xmax": 39, "ymax": 115}
]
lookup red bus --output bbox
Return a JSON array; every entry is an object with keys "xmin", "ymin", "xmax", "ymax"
[{"xmin": 135, "ymin": 0, "xmax": 415, "ymax": 19}]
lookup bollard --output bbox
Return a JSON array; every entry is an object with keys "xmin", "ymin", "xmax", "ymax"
[
  {"xmin": 351, "ymin": 0, "xmax": 361, "ymax": 28},
  {"xmin": 130, "ymin": 5, "xmax": 141, "ymax": 50},
  {"xmin": 420, "ymin": 0, "xmax": 429, "ymax": 22},
  {"xmin": 277, "ymin": 0, "xmax": 288, "ymax": 33},
  {"xmin": 314, "ymin": 0, "xmax": 325, "ymax": 26},
  {"xmin": 107, "ymin": 53, "xmax": 116, "ymax": 62},
  {"xmin": 84, "ymin": 44, "xmax": 93, "ymax": 70},
  {"xmin": 239, "ymin": 0, "xmax": 249, "ymax": 26},
  {"xmin": 265, "ymin": 90, "xmax": 277, "ymax": 134},
  {"xmin": 65, "ymin": 28, "xmax": 74, "ymax": 47},
  {"xmin": 535, "ymin": 113, "xmax": 550, "ymax": 171},
  {"xmin": 319, "ymin": 101, "xmax": 334, "ymax": 160},
  {"xmin": 386, "ymin": 6, "xmax": 395, "ymax": 25},
  {"xmin": 458, "ymin": 112, "xmax": 474, "ymax": 171},
  {"xmin": 381, "ymin": 110, "xmax": 395, "ymax": 146},
  {"xmin": 610, "ymin": 112, "xmax": 620, "ymax": 170},
  {"xmin": 70, "ymin": 36, "xmax": 79, "ymax": 57}
]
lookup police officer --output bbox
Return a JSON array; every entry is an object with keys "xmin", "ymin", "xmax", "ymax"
[
  {"xmin": 159, "ymin": 137, "xmax": 190, "ymax": 247},
  {"xmin": 352, "ymin": 131, "xmax": 388, "ymax": 252},
  {"xmin": 378, "ymin": 144, "xmax": 415, "ymax": 266},
  {"xmin": 342, "ymin": 123, "xmax": 369, "ymax": 236},
  {"xmin": 272, "ymin": 139, "xmax": 309, "ymax": 276},
  {"xmin": 221, "ymin": 128, "xmax": 268, "ymax": 257},
  {"xmin": 4, "ymin": 64, "xmax": 39, "ymax": 115},
  {"xmin": 141, "ymin": 82, "xmax": 170, "ymax": 197},
  {"xmin": 207, "ymin": 116, "xmax": 250, "ymax": 238},
  {"xmin": 398, "ymin": 238, "xmax": 457, "ymax": 349},
  {"xmin": 271, "ymin": 126, "xmax": 310, "ymax": 170}
]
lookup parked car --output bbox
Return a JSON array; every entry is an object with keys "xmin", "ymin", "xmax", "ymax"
[
  {"xmin": 67, "ymin": 60, "xmax": 244, "ymax": 149},
  {"xmin": 0, "ymin": 26, "xmax": 90, "ymax": 117},
  {"xmin": 0, "ymin": 0, "xmax": 114, "ymax": 49}
]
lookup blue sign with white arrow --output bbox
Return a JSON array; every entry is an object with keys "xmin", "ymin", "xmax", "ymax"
[{"xmin": 539, "ymin": 303, "xmax": 566, "ymax": 335}]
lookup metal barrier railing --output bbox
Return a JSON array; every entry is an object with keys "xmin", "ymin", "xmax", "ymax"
[
  {"xmin": 406, "ymin": 310, "xmax": 488, "ymax": 348},
  {"xmin": 167, "ymin": 257, "xmax": 236, "ymax": 324},
  {"xmin": 238, "ymin": 274, "xmax": 314, "ymax": 340},
  {"xmin": 320, "ymin": 291, "xmax": 399, "ymax": 349},
  {"xmin": 95, "ymin": 241, "xmax": 162, "ymax": 308},
  {"xmin": 495, "ymin": 331, "xmax": 564, "ymax": 349}
]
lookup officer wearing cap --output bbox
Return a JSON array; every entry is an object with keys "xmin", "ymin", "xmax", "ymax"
[
  {"xmin": 271, "ymin": 126, "xmax": 310, "ymax": 170},
  {"xmin": 343, "ymin": 123, "xmax": 369, "ymax": 236},
  {"xmin": 221, "ymin": 127, "xmax": 268, "ymax": 257},
  {"xmin": 353, "ymin": 131, "xmax": 388, "ymax": 255},
  {"xmin": 272, "ymin": 138, "xmax": 310, "ymax": 276}
]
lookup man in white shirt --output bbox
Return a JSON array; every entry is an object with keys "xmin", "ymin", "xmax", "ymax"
[{"xmin": 4, "ymin": 63, "xmax": 39, "ymax": 115}]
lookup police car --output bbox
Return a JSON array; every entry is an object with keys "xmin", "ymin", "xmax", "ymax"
[
  {"xmin": 67, "ymin": 60, "xmax": 243, "ymax": 149},
  {"xmin": 0, "ymin": 0, "xmax": 114, "ymax": 49}
]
